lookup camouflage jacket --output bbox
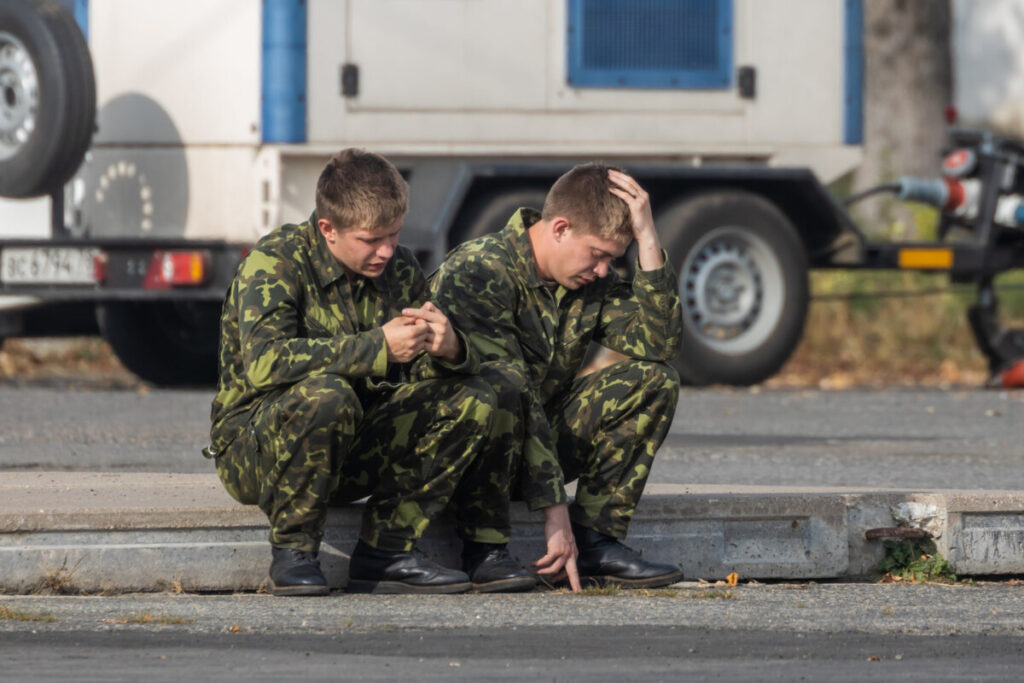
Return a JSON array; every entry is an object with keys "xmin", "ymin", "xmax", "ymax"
[
  {"xmin": 429, "ymin": 208, "xmax": 683, "ymax": 509},
  {"xmin": 209, "ymin": 212, "xmax": 475, "ymax": 454}
]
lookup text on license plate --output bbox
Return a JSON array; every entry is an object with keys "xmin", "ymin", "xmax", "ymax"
[{"xmin": 0, "ymin": 247, "xmax": 101, "ymax": 284}]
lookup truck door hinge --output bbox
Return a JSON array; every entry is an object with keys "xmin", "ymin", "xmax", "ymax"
[
  {"xmin": 738, "ymin": 66, "xmax": 756, "ymax": 99},
  {"xmin": 341, "ymin": 63, "xmax": 359, "ymax": 98}
]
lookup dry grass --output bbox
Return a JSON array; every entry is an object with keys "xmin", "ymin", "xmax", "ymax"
[
  {"xmin": 767, "ymin": 269, "xmax": 1024, "ymax": 389},
  {"xmin": 31, "ymin": 557, "xmax": 85, "ymax": 595},
  {"xmin": 102, "ymin": 614, "xmax": 194, "ymax": 625},
  {"xmin": 0, "ymin": 605, "xmax": 58, "ymax": 622}
]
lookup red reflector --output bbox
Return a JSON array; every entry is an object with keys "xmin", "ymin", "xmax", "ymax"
[
  {"xmin": 942, "ymin": 148, "xmax": 976, "ymax": 177},
  {"xmin": 142, "ymin": 250, "xmax": 210, "ymax": 289},
  {"xmin": 93, "ymin": 252, "xmax": 109, "ymax": 284},
  {"xmin": 944, "ymin": 105, "xmax": 958, "ymax": 125}
]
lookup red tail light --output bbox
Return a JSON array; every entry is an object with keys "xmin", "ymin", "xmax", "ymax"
[{"xmin": 142, "ymin": 250, "xmax": 210, "ymax": 289}]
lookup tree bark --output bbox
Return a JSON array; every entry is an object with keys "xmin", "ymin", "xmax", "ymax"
[{"xmin": 853, "ymin": 0, "xmax": 953, "ymax": 235}]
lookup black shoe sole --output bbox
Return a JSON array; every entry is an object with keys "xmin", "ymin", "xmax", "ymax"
[
  {"xmin": 346, "ymin": 579, "xmax": 472, "ymax": 594},
  {"xmin": 581, "ymin": 570, "xmax": 685, "ymax": 590},
  {"xmin": 471, "ymin": 576, "xmax": 538, "ymax": 593},
  {"xmin": 269, "ymin": 579, "xmax": 330, "ymax": 597}
]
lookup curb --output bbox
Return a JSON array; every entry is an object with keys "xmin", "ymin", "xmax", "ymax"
[{"xmin": 3, "ymin": 473, "xmax": 1024, "ymax": 593}]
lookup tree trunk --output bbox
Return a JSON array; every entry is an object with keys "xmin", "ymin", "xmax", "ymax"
[{"xmin": 853, "ymin": 0, "xmax": 953, "ymax": 237}]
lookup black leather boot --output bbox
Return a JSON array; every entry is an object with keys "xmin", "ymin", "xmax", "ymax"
[
  {"xmin": 347, "ymin": 540, "xmax": 472, "ymax": 594},
  {"xmin": 572, "ymin": 522, "xmax": 684, "ymax": 588},
  {"xmin": 268, "ymin": 547, "xmax": 329, "ymax": 596},
  {"xmin": 461, "ymin": 540, "xmax": 536, "ymax": 593}
]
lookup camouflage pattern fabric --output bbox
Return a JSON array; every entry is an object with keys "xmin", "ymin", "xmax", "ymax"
[
  {"xmin": 430, "ymin": 208, "xmax": 682, "ymax": 537},
  {"xmin": 214, "ymin": 371, "xmax": 498, "ymax": 551},
  {"xmin": 208, "ymin": 212, "xmax": 500, "ymax": 551}
]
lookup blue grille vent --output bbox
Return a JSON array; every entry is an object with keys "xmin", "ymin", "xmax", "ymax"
[{"xmin": 568, "ymin": 0, "xmax": 732, "ymax": 89}]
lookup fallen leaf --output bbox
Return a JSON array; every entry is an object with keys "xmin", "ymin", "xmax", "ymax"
[
  {"xmin": 867, "ymin": 656, "xmax": 880, "ymax": 662},
  {"xmin": 726, "ymin": 572, "xmax": 739, "ymax": 587}
]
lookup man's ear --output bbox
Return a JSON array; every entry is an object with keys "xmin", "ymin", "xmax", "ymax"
[
  {"xmin": 551, "ymin": 217, "xmax": 571, "ymax": 242},
  {"xmin": 318, "ymin": 218, "xmax": 337, "ymax": 242}
]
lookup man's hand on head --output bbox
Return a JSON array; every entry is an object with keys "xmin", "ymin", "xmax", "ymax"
[
  {"xmin": 382, "ymin": 315, "xmax": 429, "ymax": 362},
  {"xmin": 607, "ymin": 169, "xmax": 665, "ymax": 271},
  {"xmin": 400, "ymin": 302, "xmax": 462, "ymax": 362}
]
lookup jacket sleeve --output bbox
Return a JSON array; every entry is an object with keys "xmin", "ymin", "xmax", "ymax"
[
  {"xmin": 594, "ymin": 252, "xmax": 683, "ymax": 361},
  {"xmin": 237, "ymin": 249, "xmax": 387, "ymax": 391},
  {"xmin": 429, "ymin": 254, "xmax": 568, "ymax": 510}
]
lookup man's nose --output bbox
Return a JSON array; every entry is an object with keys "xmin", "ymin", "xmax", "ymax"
[{"xmin": 594, "ymin": 261, "xmax": 609, "ymax": 278}]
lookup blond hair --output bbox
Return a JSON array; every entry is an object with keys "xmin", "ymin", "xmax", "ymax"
[
  {"xmin": 315, "ymin": 149, "xmax": 409, "ymax": 231},
  {"xmin": 541, "ymin": 163, "xmax": 633, "ymax": 240}
]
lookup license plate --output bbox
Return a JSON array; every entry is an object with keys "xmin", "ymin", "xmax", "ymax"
[{"xmin": 0, "ymin": 247, "xmax": 101, "ymax": 284}]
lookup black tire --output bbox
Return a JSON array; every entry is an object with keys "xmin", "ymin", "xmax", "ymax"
[
  {"xmin": 660, "ymin": 190, "xmax": 809, "ymax": 386},
  {"xmin": 97, "ymin": 301, "xmax": 221, "ymax": 387},
  {"xmin": 450, "ymin": 187, "xmax": 548, "ymax": 247},
  {"xmin": 0, "ymin": 0, "xmax": 95, "ymax": 198}
]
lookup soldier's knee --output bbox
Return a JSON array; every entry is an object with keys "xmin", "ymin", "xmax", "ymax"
[
  {"xmin": 642, "ymin": 361, "xmax": 680, "ymax": 392},
  {"xmin": 448, "ymin": 376, "xmax": 498, "ymax": 430},
  {"xmin": 479, "ymin": 361, "xmax": 529, "ymax": 401},
  {"xmin": 292, "ymin": 373, "xmax": 363, "ymax": 430}
]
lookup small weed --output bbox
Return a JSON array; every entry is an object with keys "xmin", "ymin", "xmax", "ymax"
[
  {"xmin": 579, "ymin": 584, "xmax": 621, "ymax": 596},
  {"xmin": 32, "ymin": 556, "xmax": 84, "ymax": 595},
  {"xmin": 0, "ymin": 605, "xmax": 57, "ymax": 622},
  {"xmin": 877, "ymin": 539, "xmax": 957, "ymax": 583},
  {"xmin": 632, "ymin": 588, "xmax": 682, "ymax": 598},
  {"xmin": 686, "ymin": 589, "xmax": 735, "ymax": 600},
  {"xmin": 102, "ymin": 614, "xmax": 193, "ymax": 625}
]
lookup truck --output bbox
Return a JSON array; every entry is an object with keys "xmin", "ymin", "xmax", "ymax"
[{"xmin": 2, "ymin": 0, "xmax": 1022, "ymax": 386}]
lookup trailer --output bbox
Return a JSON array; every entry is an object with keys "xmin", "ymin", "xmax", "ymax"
[{"xmin": 1, "ymin": 0, "xmax": 1021, "ymax": 386}]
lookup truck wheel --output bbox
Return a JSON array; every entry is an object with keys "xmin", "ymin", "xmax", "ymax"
[
  {"xmin": 0, "ymin": 0, "xmax": 95, "ymax": 198},
  {"xmin": 660, "ymin": 191, "xmax": 809, "ymax": 386},
  {"xmin": 97, "ymin": 301, "xmax": 220, "ymax": 387},
  {"xmin": 450, "ymin": 188, "xmax": 547, "ymax": 247}
]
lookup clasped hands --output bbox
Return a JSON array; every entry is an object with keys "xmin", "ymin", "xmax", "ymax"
[{"xmin": 383, "ymin": 302, "xmax": 461, "ymax": 363}]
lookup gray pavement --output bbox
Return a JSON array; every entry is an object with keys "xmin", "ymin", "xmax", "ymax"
[
  {"xmin": 1, "ymin": 386, "xmax": 1023, "ymax": 489},
  {"xmin": 4, "ymin": 585, "xmax": 1024, "ymax": 681},
  {"xmin": 3, "ymin": 384, "xmax": 1024, "ymax": 678}
]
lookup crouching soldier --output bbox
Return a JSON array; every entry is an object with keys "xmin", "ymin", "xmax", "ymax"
[
  {"xmin": 430, "ymin": 164, "xmax": 683, "ymax": 590},
  {"xmin": 205, "ymin": 149, "xmax": 513, "ymax": 595}
]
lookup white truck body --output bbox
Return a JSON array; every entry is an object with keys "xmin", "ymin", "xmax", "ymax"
[
  {"xmin": 0, "ymin": 0, "xmax": 861, "ymax": 243},
  {"xmin": 0, "ymin": 0, "xmax": 867, "ymax": 385}
]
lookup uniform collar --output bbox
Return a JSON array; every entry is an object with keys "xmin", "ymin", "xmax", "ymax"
[
  {"xmin": 500, "ymin": 208, "xmax": 547, "ymax": 288},
  {"xmin": 307, "ymin": 211, "xmax": 387, "ymax": 292}
]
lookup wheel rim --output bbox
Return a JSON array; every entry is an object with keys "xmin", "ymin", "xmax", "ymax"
[
  {"xmin": 0, "ymin": 31, "xmax": 39, "ymax": 162},
  {"xmin": 681, "ymin": 226, "xmax": 785, "ymax": 355}
]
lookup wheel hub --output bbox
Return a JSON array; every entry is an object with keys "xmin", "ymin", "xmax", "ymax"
[
  {"xmin": 684, "ymin": 237, "xmax": 765, "ymax": 343},
  {"xmin": 0, "ymin": 32, "xmax": 39, "ymax": 162}
]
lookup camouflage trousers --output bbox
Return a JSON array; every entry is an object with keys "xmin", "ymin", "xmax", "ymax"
[
  {"xmin": 478, "ymin": 359, "xmax": 680, "ymax": 539},
  {"xmin": 214, "ymin": 373, "xmax": 501, "ymax": 552}
]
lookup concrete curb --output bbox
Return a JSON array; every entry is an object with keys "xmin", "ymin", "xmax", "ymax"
[{"xmin": 3, "ymin": 473, "xmax": 1024, "ymax": 593}]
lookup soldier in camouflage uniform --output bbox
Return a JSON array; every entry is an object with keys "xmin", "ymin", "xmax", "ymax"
[
  {"xmin": 207, "ymin": 149, "xmax": 533, "ymax": 595},
  {"xmin": 431, "ymin": 164, "xmax": 683, "ymax": 590}
]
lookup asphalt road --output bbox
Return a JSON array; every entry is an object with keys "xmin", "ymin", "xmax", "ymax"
[
  {"xmin": 4, "ymin": 584, "xmax": 1024, "ymax": 681},
  {"xmin": 0, "ymin": 385, "xmax": 1021, "ymax": 489},
  {"xmin": 2, "ymin": 383, "xmax": 1024, "ymax": 680}
]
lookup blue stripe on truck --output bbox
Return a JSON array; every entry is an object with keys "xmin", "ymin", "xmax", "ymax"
[
  {"xmin": 262, "ymin": 0, "xmax": 307, "ymax": 143},
  {"xmin": 74, "ymin": 0, "xmax": 88, "ymax": 41},
  {"xmin": 844, "ymin": 0, "xmax": 864, "ymax": 145}
]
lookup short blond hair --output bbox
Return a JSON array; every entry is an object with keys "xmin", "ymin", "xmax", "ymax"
[
  {"xmin": 542, "ymin": 163, "xmax": 632, "ymax": 241},
  {"xmin": 315, "ymin": 149, "xmax": 409, "ymax": 231}
]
